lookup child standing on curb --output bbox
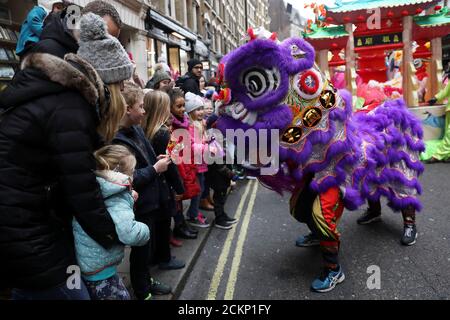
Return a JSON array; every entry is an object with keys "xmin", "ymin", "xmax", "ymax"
[
  {"xmin": 185, "ymin": 92, "xmax": 212, "ymax": 228},
  {"xmin": 168, "ymin": 88, "xmax": 200, "ymax": 239},
  {"xmin": 73, "ymin": 145, "xmax": 150, "ymax": 300},
  {"xmin": 205, "ymin": 117, "xmax": 239, "ymax": 229},
  {"xmin": 113, "ymin": 81, "xmax": 172, "ymax": 300}
]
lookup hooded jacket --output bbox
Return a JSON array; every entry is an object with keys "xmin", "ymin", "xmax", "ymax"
[
  {"xmin": 73, "ymin": 171, "xmax": 149, "ymax": 280},
  {"xmin": 28, "ymin": 9, "xmax": 79, "ymax": 58},
  {"xmin": 0, "ymin": 53, "xmax": 118, "ymax": 289}
]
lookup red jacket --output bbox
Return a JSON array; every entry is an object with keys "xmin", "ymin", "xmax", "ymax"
[{"xmin": 171, "ymin": 114, "xmax": 201, "ymax": 200}]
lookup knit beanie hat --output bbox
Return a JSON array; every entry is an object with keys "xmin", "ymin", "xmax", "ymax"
[
  {"xmin": 77, "ymin": 13, "xmax": 133, "ymax": 84},
  {"xmin": 185, "ymin": 92, "xmax": 204, "ymax": 114},
  {"xmin": 188, "ymin": 59, "xmax": 202, "ymax": 72},
  {"xmin": 152, "ymin": 70, "xmax": 172, "ymax": 88}
]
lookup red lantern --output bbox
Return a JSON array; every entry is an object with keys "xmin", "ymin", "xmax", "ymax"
[
  {"xmin": 331, "ymin": 43, "xmax": 338, "ymax": 49},
  {"xmin": 401, "ymin": 10, "xmax": 409, "ymax": 16},
  {"xmin": 343, "ymin": 16, "xmax": 351, "ymax": 23},
  {"xmin": 387, "ymin": 11, "xmax": 394, "ymax": 18},
  {"xmin": 435, "ymin": 5, "xmax": 442, "ymax": 11},
  {"xmin": 357, "ymin": 15, "xmax": 365, "ymax": 22},
  {"xmin": 416, "ymin": 8, "xmax": 423, "ymax": 14},
  {"xmin": 326, "ymin": 17, "xmax": 334, "ymax": 22}
]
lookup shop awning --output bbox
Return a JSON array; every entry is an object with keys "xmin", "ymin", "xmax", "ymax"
[
  {"xmin": 195, "ymin": 40, "xmax": 209, "ymax": 57},
  {"xmin": 147, "ymin": 9, "xmax": 197, "ymax": 42}
]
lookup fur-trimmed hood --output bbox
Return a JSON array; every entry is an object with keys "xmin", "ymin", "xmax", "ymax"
[
  {"xmin": 0, "ymin": 53, "xmax": 107, "ymax": 111},
  {"xmin": 95, "ymin": 170, "xmax": 132, "ymax": 199}
]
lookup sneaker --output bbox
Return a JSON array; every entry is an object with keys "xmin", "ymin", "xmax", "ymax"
[
  {"xmin": 173, "ymin": 224, "xmax": 197, "ymax": 239},
  {"xmin": 357, "ymin": 209, "xmax": 381, "ymax": 225},
  {"xmin": 214, "ymin": 218, "xmax": 233, "ymax": 230},
  {"xmin": 311, "ymin": 266, "xmax": 345, "ymax": 293},
  {"xmin": 223, "ymin": 213, "xmax": 238, "ymax": 225},
  {"xmin": 295, "ymin": 233, "xmax": 320, "ymax": 247},
  {"xmin": 401, "ymin": 224, "xmax": 418, "ymax": 246},
  {"xmin": 149, "ymin": 278, "xmax": 172, "ymax": 295},
  {"xmin": 159, "ymin": 256, "xmax": 185, "ymax": 270},
  {"xmin": 187, "ymin": 216, "xmax": 210, "ymax": 228},
  {"xmin": 144, "ymin": 293, "xmax": 153, "ymax": 300}
]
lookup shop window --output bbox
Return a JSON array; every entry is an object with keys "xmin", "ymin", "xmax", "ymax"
[
  {"xmin": 146, "ymin": 38, "xmax": 156, "ymax": 79},
  {"xmin": 180, "ymin": 49, "xmax": 188, "ymax": 76},
  {"xmin": 195, "ymin": 6, "xmax": 202, "ymax": 33},
  {"xmin": 169, "ymin": 46, "xmax": 181, "ymax": 76}
]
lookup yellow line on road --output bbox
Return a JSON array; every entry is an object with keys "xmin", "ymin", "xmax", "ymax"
[
  {"xmin": 206, "ymin": 180, "xmax": 254, "ymax": 300},
  {"xmin": 224, "ymin": 181, "xmax": 259, "ymax": 300}
]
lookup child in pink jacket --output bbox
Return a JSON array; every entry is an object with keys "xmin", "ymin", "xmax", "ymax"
[{"xmin": 184, "ymin": 92, "xmax": 212, "ymax": 228}]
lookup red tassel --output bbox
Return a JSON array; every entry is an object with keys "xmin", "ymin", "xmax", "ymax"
[{"xmin": 247, "ymin": 28, "xmax": 256, "ymax": 40}]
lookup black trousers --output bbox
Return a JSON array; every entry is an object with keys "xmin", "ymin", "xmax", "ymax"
[
  {"xmin": 130, "ymin": 215, "xmax": 152, "ymax": 300},
  {"xmin": 149, "ymin": 216, "xmax": 171, "ymax": 265},
  {"xmin": 212, "ymin": 188, "xmax": 228, "ymax": 220},
  {"xmin": 130, "ymin": 212, "xmax": 171, "ymax": 299}
]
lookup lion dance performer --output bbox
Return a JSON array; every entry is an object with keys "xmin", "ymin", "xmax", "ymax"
[{"xmin": 213, "ymin": 29, "xmax": 425, "ymax": 293}]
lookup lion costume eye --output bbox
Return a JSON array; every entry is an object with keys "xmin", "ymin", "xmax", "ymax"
[{"xmin": 241, "ymin": 67, "xmax": 280, "ymax": 100}]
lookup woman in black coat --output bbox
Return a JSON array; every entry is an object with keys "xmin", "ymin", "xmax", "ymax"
[{"xmin": 0, "ymin": 53, "xmax": 119, "ymax": 299}]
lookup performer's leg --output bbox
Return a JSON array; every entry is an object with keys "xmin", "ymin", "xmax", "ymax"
[
  {"xmin": 292, "ymin": 183, "xmax": 320, "ymax": 247},
  {"xmin": 357, "ymin": 199, "xmax": 382, "ymax": 225},
  {"xmin": 401, "ymin": 205, "xmax": 417, "ymax": 246},
  {"xmin": 309, "ymin": 186, "xmax": 345, "ymax": 292}
]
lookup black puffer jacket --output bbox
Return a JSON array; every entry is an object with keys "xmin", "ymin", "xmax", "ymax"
[{"xmin": 0, "ymin": 53, "xmax": 118, "ymax": 290}]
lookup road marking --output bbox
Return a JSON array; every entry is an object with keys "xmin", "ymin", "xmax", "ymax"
[
  {"xmin": 207, "ymin": 180, "xmax": 254, "ymax": 300},
  {"xmin": 224, "ymin": 181, "xmax": 259, "ymax": 300}
]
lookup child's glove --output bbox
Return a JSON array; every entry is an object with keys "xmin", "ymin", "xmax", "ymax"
[{"xmin": 231, "ymin": 175, "xmax": 239, "ymax": 182}]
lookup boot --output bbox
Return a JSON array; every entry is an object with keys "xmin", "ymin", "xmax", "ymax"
[
  {"xmin": 200, "ymin": 198, "xmax": 214, "ymax": 211},
  {"xmin": 173, "ymin": 224, "xmax": 197, "ymax": 239},
  {"xmin": 207, "ymin": 194, "xmax": 214, "ymax": 206}
]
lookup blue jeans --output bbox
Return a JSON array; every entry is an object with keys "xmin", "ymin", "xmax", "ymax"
[
  {"xmin": 187, "ymin": 173, "xmax": 204, "ymax": 219},
  {"xmin": 11, "ymin": 281, "xmax": 91, "ymax": 300}
]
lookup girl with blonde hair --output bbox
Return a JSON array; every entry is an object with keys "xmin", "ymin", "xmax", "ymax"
[
  {"xmin": 141, "ymin": 90, "xmax": 186, "ymax": 271},
  {"xmin": 73, "ymin": 144, "xmax": 150, "ymax": 300}
]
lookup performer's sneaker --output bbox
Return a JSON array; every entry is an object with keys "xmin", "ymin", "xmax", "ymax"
[
  {"xmin": 401, "ymin": 224, "xmax": 417, "ymax": 246},
  {"xmin": 311, "ymin": 266, "xmax": 345, "ymax": 293},
  {"xmin": 357, "ymin": 209, "xmax": 381, "ymax": 225},
  {"xmin": 295, "ymin": 233, "xmax": 320, "ymax": 247}
]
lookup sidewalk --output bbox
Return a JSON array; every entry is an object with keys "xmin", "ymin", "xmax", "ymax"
[{"xmin": 117, "ymin": 200, "xmax": 216, "ymax": 300}]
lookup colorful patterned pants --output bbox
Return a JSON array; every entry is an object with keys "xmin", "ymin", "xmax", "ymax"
[
  {"xmin": 290, "ymin": 176, "xmax": 344, "ymax": 269},
  {"xmin": 85, "ymin": 274, "xmax": 130, "ymax": 300}
]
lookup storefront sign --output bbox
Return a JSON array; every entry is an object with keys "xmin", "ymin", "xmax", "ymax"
[
  {"xmin": 354, "ymin": 33, "xmax": 403, "ymax": 48},
  {"xmin": 202, "ymin": 60, "xmax": 210, "ymax": 70}
]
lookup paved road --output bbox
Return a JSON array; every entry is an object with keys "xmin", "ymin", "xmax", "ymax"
[{"xmin": 179, "ymin": 163, "xmax": 450, "ymax": 300}]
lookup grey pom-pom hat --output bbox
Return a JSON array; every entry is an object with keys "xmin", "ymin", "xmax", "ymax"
[{"xmin": 77, "ymin": 13, "xmax": 133, "ymax": 84}]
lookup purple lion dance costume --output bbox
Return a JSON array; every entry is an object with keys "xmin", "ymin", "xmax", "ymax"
[{"xmin": 214, "ymin": 28, "xmax": 425, "ymax": 292}]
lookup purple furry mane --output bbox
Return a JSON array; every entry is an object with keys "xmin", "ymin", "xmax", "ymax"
[{"xmin": 216, "ymin": 35, "xmax": 424, "ymax": 212}]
